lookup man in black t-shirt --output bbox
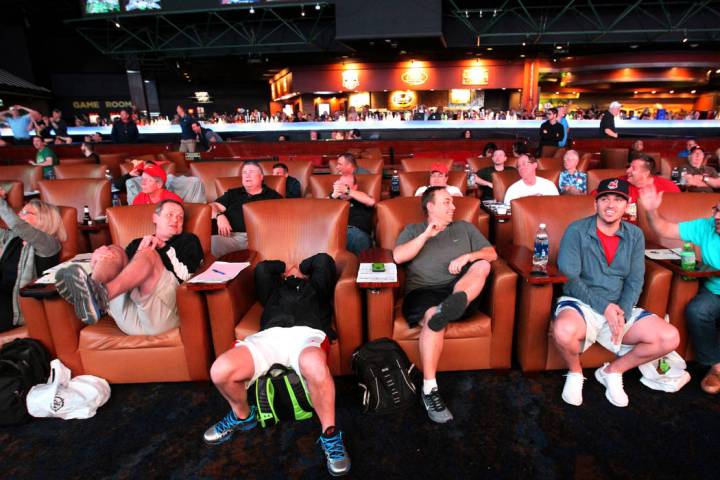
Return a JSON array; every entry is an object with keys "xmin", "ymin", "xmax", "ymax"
[
  {"xmin": 111, "ymin": 109, "xmax": 139, "ymax": 144},
  {"xmin": 210, "ymin": 161, "xmax": 282, "ymax": 257},
  {"xmin": 476, "ymin": 149, "xmax": 516, "ymax": 200},
  {"xmin": 56, "ymin": 200, "xmax": 203, "ymax": 335},
  {"xmin": 539, "ymin": 108, "xmax": 564, "ymax": 149},
  {"xmin": 329, "ymin": 174, "xmax": 375, "ymax": 255},
  {"xmin": 272, "ymin": 162, "xmax": 302, "ymax": 198},
  {"xmin": 599, "ymin": 101, "xmax": 621, "ymax": 138}
]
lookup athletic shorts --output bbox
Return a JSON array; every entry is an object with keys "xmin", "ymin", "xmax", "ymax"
[
  {"xmin": 553, "ymin": 296, "xmax": 654, "ymax": 355},
  {"xmin": 234, "ymin": 326, "xmax": 329, "ymax": 386},
  {"xmin": 108, "ymin": 269, "xmax": 179, "ymax": 336}
]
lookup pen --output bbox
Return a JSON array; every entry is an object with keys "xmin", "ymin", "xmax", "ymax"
[{"xmin": 211, "ymin": 269, "xmax": 226, "ymax": 275}]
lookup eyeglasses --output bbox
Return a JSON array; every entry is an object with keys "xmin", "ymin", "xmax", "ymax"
[{"xmin": 19, "ymin": 209, "xmax": 36, "ymax": 216}]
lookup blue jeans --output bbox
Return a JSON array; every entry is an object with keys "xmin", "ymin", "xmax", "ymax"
[
  {"xmin": 346, "ymin": 226, "xmax": 371, "ymax": 256},
  {"xmin": 685, "ymin": 286, "xmax": 720, "ymax": 366}
]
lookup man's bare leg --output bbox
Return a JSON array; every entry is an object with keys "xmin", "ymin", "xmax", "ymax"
[
  {"xmin": 299, "ymin": 346, "xmax": 335, "ymax": 431},
  {"xmin": 606, "ymin": 315, "xmax": 679, "ymax": 374},
  {"xmin": 552, "ymin": 309, "xmax": 588, "ymax": 373}
]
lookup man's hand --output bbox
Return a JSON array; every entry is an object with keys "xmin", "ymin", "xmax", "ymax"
[
  {"xmin": 685, "ymin": 174, "xmax": 706, "ymax": 188},
  {"xmin": 137, "ymin": 235, "xmax": 165, "ymax": 251},
  {"xmin": 638, "ymin": 185, "xmax": 663, "ymax": 212},
  {"xmin": 283, "ymin": 265, "xmax": 307, "ymax": 280},
  {"xmin": 423, "ymin": 221, "xmax": 444, "ymax": 239},
  {"xmin": 448, "ymin": 253, "xmax": 471, "ymax": 275},
  {"xmin": 91, "ymin": 245, "xmax": 120, "ymax": 267},
  {"xmin": 604, "ymin": 303, "xmax": 626, "ymax": 345},
  {"xmin": 217, "ymin": 214, "xmax": 232, "ymax": 236}
]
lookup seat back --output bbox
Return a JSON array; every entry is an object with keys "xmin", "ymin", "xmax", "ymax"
[
  {"xmin": 258, "ymin": 160, "xmax": 314, "ymax": 195},
  {"xmin": 361, "ymin": 147, "xmax": 382, "ymax": 160},
  {"xmin": 120, "ymin": 161, "xmax": 176, "ymax": 177},
  {"xmin": 537, "ymin": 157, "xmax": 563, "ymax": 171},
  {"xmin": 660, "ymin": 157, "xmax": 686, "ymax": 179},
  {"xmin": 540, "ymin": 146, "xmax": 560, "ymax": 158},
  {"xmin": 107, "ymin": 203, "xmax": 212, "ymax": 257},
  {"xmin": 327, "ymin": 157, "xmax": 383, "ymax": 174},
  {"xmin": 587, "ymin": 168, "xmax": 627, "ymax": 192},
  {"xmin": 491, "ymin": 170, "xmax": 561, "ymax": 202},
  {"xmin": 398, "ymin": 171, "xmax": 466, "ymax": 197},
  {"xmin": 125, "ymin": 153, "xmax": 158, "ymax": 163},
  {"xmin": 214, "ymin": 177, "xmax": 286, "ymax": 198},
  {"xmin": 0, "ymin": 180, "xmax": 24, "ymax": 210},
  {"xmin": 637, "ymin": 192, "xmax": 720, "ymax": 251},
  {"xmin": 189, "ymin": 161, "xmax": 244, "ymax": 202},
  {"xmin": 552, "ymin": 147, "xmax": 567, "ymax": 159},
  {"xmin": 601, "ymin": 148, "xmax": 630, "ymax": 169},
  {"xmin": 308, "ymin": 174, "xmax": 382, "ymax": 201},
  {"xmin": 59, "ymin": 157, "xmax": 95, "ymax": 165},
  {"xmin": 54, "ymin": 164, "xmax": 107, "ymax": 180},
  {"xmin": 98, "ymin": 153, "xmax": 129, "ymax": 178},
  {"xmin": 401, "ymin": 157, "xmax": 453, "ymax": 172},
  {"xmin": 58, "ymin": 206, "xmax": 80, "ymax": 261},
  {"xmin": 375, "ymin": 196, "xmax": 485, "ymax": 249},
  {"xmin": 0, "ymin": 165, "xmax": 43, "ymax": 192},
  {"xmin": 157, "ymin": 151, "xmax": 189, "ymax": 174},
  {"xmin": 512, "ymin": 196, "xmax": 596, "ymax": 263},
  {"xmin": 244, "ymin": 199, "xmax": 349, "ymax": 266},
  {"xmin": 38, "ymin": 179, "xmax": 111, "ymax": 222}
]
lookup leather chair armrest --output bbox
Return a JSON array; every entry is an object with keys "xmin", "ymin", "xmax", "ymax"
[
  {"xmin": 43, "ymin": 296, "xmax": 86, "ymax": 375},
  {"xmin": 19, "ymin": 296, "xmax": 56, "ymax": 356},
  {"xmin": 334, "ymin": 251, "xmax": 362, "ymax": 374},
  {"xmin": 176, "ymin": 283, "xmax": 211, "ymax": 380},
  {"xmin": 477, "ymin": 210, "xmax": 490, "ymax": 240},
  {"xmin": 639, "ymin": 259, "xmax": 672, "ymax": 317},
  {"xmin": 486, "ymin": 259, "xmax": 518, "ymax": 369},
  {"xmin": 515, "ymin": 283, "xmax": 556, "ymax": 372}
]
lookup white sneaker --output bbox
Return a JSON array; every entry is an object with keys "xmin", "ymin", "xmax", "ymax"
[
  {"xmin": 594, "ymin": 363, "xmax": 629, "ymax": 407},
  {"xmin": 561, "ymin": 372, "xmax": 585, "ymax": 406}
]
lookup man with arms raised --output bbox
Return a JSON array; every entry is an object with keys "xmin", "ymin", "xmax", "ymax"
[
  {"xmin": 553, "ymin": 179, "xmax": 679, "ymax": 407},
  {"xmin": 394, "ymin": 186, "xmax": 497, "ymax": 423}
]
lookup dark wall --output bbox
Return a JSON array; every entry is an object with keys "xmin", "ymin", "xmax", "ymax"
[{"xmin": 156, "ymin": 78, "xmax": 270, "ymax": 116}]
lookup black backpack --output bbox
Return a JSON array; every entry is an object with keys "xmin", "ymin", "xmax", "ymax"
[
  {"xmin": 0, "ymin": 338, "xmax": 51, "ymax": 426},
  {"xmin": 250, "ymin": 364, "xmax": 314, "ymax": 428},
  {"xmin": 352, "ymin": 338, "xmax": 417, "ymax": 414}
]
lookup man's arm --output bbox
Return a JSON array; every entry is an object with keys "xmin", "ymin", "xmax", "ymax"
[
  {"xmin": 254, "ymin": 260, "xmax": 285, "ymax": 305},
  {"xmin": 300, "ymin": 253, "xmax": 337, "ymax": 304},
  {"xmin": 111, "ymin": 122, "xmax": 119, "ymax": 143},
  {"xmin": 604, "ymin": 128, "xmax": 618, "ymax": 138},
  {"xmin": 393, "ymin": 224, "xmax": 436, "ymax": 264},
  {"xmin": 347, "ymin": 188, "xmax": 375, "ymax": 206},
  {"xmin": 703, "ymin": 175, "xmax": 720, "ymax": 190},
  {"xmin": 638, "ymin": 187, "xmax": 681, "ymax": 239},
  {"xmin": 158, "ymin": 234, "xmax": 204, "ymax": 282},
  {"xmin": 15, "ymin": 105, "xmax": 39, "ymax": 117}
]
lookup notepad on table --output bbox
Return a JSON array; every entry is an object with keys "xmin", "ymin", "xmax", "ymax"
[
  {"xmin": 188, "ymin": 261, "xmax": 250, "ymax": 284},
  {"xmin": 357, "ymin": 263, "xmax": 398, "ymax": 283}
]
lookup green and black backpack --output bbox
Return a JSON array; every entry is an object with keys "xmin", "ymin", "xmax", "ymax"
[{"xmin": 250, "ymin": 364, "xmax": 314, "ymax": 428}]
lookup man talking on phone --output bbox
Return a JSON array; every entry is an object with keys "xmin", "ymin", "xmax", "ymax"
[{"xmin": 393, "ymin": 186, "xmax": 497, "ymax": 423}]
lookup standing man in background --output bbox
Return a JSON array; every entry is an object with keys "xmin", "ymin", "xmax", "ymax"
[
  {"xmin": 558, "ymin": 105, "xmax": 570, "ymax": 148},
  {"xmin": 600, "ymin": 101, "xmax": 622, "ymax": 138},
  {"xmin": 177, "ymin": 105, "xmax": 196, "ymax": 153}
]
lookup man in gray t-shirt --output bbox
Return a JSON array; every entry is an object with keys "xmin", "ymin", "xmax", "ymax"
[{"xmin": 393, "ymin": 187, "xmax": 497, "ymax": 424}]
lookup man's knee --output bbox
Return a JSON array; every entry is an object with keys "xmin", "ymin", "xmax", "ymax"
[
  {"xmin": 553, "ymin": 313, "xmax": 583, "ymax": 346},
  {"xmin": 210, "ymin": 348, "xmax": 253, "ymax": 385},
  {"xmin": 656, "ymin": 323, "xmax": 680, "ymax": 352},
  {"xmin": 298, "ymin": 347, "xmax": 330, "ymax": 384},
  {"xmin": 465, "ymin": 259, "xmax": 491, "ymax": 279}
]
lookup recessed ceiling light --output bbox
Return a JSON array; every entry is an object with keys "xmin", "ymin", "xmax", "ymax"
[
  {"xmin": 520, "ymin": 54, "xmax": 525, "ymax": 58},
  {"xmin": 669, "ymin": 90, "xmax": 674, "ymax": 94},
  {"xmin": 651, "ymin": 90, "xmax": 656, "ymax": 94},
  {"xmin": 556, "ymin": 45, "xmax": 562, "ymax": 50},
  {"xmin": 629, "ymin": 44, "xmax": 638, "ymax": 49},
  {"xmin": 691, "ymin": 89, "xmax": 697, "ymax": 94},
  {"xmin": 634, "ymin": 91, "xmax": 638, "ymax": 94},
  {"xmin": 486, "ymin": 47, "xmax": 493, "ymax": 51}
]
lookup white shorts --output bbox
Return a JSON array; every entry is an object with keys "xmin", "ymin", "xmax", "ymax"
[
  {"xmin": 553, "ymin": 296, "xmax": 654, "ymax": 355},
  {"xmin": 234, "ymin": 326, "xmax": 327, "ymax": 386},
  {"xmin": 108, "ymin": 269, "xmax": 179, "ymax": 336}
]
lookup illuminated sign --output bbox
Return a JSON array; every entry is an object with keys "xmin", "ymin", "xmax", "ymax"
[
  {"xmin": 72, "ymin": 100, "xmax": 132, "ymax": 109},
  {"xmin": 449, "ymin": 89, "xmax": 471, "ymax": 104},
  {"xmin": 194, "ymin": 91, "xmax": 211, "ymax": 103},
  {"xmin": 401, "ymin": 69, "xmax": 428, "ymax": 86},
  {"xmin": 389, "ymin": 90, "xmax": 417, "ymax": 110},
  {"xmin": 342, "ymin": 70, "xmax": 360, "ymax": 89},
  {"xmin": 462, "ymin": 67, "xmax": 489, "ymax": 85}
]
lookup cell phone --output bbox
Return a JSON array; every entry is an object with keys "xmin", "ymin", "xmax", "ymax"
[{"xmin": 371, "ymin": 262, "xmax": 386, "ymax": 272}]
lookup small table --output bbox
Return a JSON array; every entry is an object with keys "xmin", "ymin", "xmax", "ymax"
[
  {"xmin": 646, "ymin": 243, "xmax": 720, "ymax": 280},
  {"xmin": 19, "ymin": 282, "xmax": 57, "ymax": 299},
  {"xmin": 357, "ymin": 248, "xmax": 400, "ymax": 289},
  {"xmin": 499, "ymin": 245, "xmax": 567, "ymax": 285},
  {"xmin": 186, "ymin": 250, "xmax": 255, "ymax": 291},
  {"xmin": 358, "ymin": 248, "xmax": 399, "ymax": 341},
  {"xmin": 481, "ymin": 204, "xmax": 513, "ymax": 248}
]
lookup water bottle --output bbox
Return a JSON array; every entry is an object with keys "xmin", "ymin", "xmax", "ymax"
[
  {"xmin": 105, "ymin": 168, "xmax": 113, "ymax": 182},
  {"xmin": 112, "ymin": 193, "xmax": 122, "ymax": 207},
  {"xmin": 465, "ymin": 162, "xmax": 475, "ymax": 189},
  {"xmin": 671, "ymin": 167, "xmax": 681, "ymax": 183},
  {"xmin": 532, "ymin": 223, "xmax": 549, "ymax": 272},
  {"xmin": 82, "ymin": 205, "xmax": 93, "ymax": 226},
  {"xmin": 391, "ymin": 170, "xmax": 400, "ymax": 196},
  {"xmin": 680, "ymin": 242, "xmax": 696, "ymax": 271}
]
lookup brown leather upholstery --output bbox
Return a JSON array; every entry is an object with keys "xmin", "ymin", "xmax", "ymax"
[
  {"xmin": 401, "ymin": 157, "xmax": 453, "ymax": 173},
  {"xmin": 638, "ymin": 192, "xmax": 720, "ymax": 359},
  {"xmin": 553, "ymin": 147, "xmax": 568, "ymax": 159},
  {"xmin": 398, "ymin": 171, "xmax": 467, "ymax": 197},
  {"xmin": 0, "ymin": 181, "xmax": 24, "ymax": 210},
  {"xmin": 510, "ymin": 195, "xmax": 672, "ymax": 371},
  {"xmin": 258, "ymin": 160, "xmax": 314, "ymax": 195},
  {"xmin": 54, "ymin": 164, "xmax": 107, "ymax": 180},
  {"xmin": 491, "ymin": 170, "xmax": 561, "ymax": 202},
  {"xmin": 119, "ymin": 161, "xmax": 176, "ymax": 177},
  {"xmin": 125, "ymin": 153, "xmax": 158, "ymax": 163},
  {"xmin": 158, "ymin": 151, "xmax": 189, "ymax": 174},
  {"xmin": 361, "ymin": 147, "xmax": 382, "ymax": 160},
  {"xmin": 99, "ymin": 153, "xmax": 128, "ymax": 178},
  {"xmin": 537, "ymin": 157, "xmax": 563, "ymax": 170},
  {"xmin": 587, "ymin": 168, "xmax": 627, "ymax": 192},
  {"xmin": 660, "ymin": 156, "xmax": 685, "ymax": 178},
  {"xmin": 601, "ymin": 148, "xmax": 630, "ymax": 169},
  {"xmin": 39, "ymin": 179, "xmax": 111, "ymax": 223},
  {"xmin": 468, "ymin": 156, "xmax": 518, "ymax": 173},
  {"xmin": 328, "ymin": 157, "xmax": 384, "ymax": 174},
  {"xmin": 58, "ymin": 206, "xmax": 80, "ymax": 262},
  {"xmin": 0, "ymin": 165, "xmax": 44, "ymax": 192},
  {"xmin": 308, "ymin": 174, "xmax": 382, "ymax": 202},
  {"xmin": 59, "ymin": 157, "xmax": 96, "ymax": 165},
  {"xmin": 215, "ymin": 176, "xmax": 287, "ymax": 198},
  {"xmin": 189, "ymin": 161, "xmax": 244, "ymax": 202},
  {"xmin": 204, "ymin": 199, "xmax": 362, "ymax": 375},
  {"xmin": 44, "ymin": 202, "xmax": 213, "ymax": 383},
  {"xmin": 0, "ymin": 326, "xmax": 29, "ymax": 348},
  {"xmin": 369, "ymin": 198, "xmax": 517, "ymax": 371},
  {"xmin": 540, "ymin": 146, "xmax": 560, "ymax": 158}
]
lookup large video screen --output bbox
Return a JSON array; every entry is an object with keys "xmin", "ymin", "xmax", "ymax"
[
  {"xmin": 84, "ymin": 0, "xmax": 288, "ymax": 15},
  {"xmin": 125, "ymin": 0, "xmax": 162, "ymax": 11},
  {"xmin": 85, "ymin": 0, "xmax": 120, "ymax": 14}
]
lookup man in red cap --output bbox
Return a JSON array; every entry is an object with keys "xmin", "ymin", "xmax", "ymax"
[
  {"xmin": 552, "ymin": 178, "xmax": 679, "ymax": 408},
  {"xmin": 132, "ymin": 163, "xmax": 183, "ymax": 205},
  {"xmin": 414, "ymin": 163, "xmax": 463, "ymax": 197}
]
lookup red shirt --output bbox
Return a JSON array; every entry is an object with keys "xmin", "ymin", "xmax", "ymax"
[
  {"xmin": 596, "ymin": 227, "xmax": 621, "ymax": 265},
  {"xmin": 132, "ymin": 189, "xmax": 183, "ymax": 205},
  {"xmin": 622, "ymin": 175, "xmax": 680, "ymax": 203}
]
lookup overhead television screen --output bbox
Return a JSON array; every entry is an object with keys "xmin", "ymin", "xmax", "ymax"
[
  {"xmin": 85, "ymin": 0, "xmax": 120, "ymax": 14},
  {"xmin": 125, "ymin": 0, "xmax": 162, "ymax": 11}
]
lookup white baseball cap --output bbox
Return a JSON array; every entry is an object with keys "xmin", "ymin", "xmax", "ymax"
[{"xmin": 609, "ymin": 101, "xmax": 622, "ymax": 109}]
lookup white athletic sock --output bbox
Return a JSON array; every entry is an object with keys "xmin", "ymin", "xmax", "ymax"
[{"xmin": 423, "ymin": 378, "xmax": 438, "ymax": 395}]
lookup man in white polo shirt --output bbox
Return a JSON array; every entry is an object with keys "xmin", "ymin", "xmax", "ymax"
[{"xmin": 503, "ymin": 154, "xmax": 559, "ymax": 205}]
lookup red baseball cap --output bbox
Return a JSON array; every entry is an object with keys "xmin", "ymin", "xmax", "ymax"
[
  {"xmin": 430, "ymin": 162, "xmax": 449, "ymax": 175},
  {"xmin": 141, "ymin": 163, "xmax": 167, "ymax": 185}
]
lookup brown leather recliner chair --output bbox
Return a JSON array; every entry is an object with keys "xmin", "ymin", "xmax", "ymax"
[
  {"xmin": 660, "ymin": 157, "xmax": 686, "ymax": 179},
  {"xmin": 361, "ymin": 148, "xmax": 382, "ymax": 160},
  {"xmin": 41, "ymin": 203, "xmax": 213, "ymax": 383},
  {"xmin": 158, "ymin": 151, "xmax": 190, "ymax": 174},
  {"xmin": 328, "ymin": 157, "xmax": 383, "ymax": 174},
  {"xmin": 38, "ymin": 178, "xmax": 111, "ymax": 224},
  {"xmin": 601, "ymin": 148, "xmax": 630, "ymax": 169},
  {"xmin": 0, "ymin": 180, "xmax": 24, "ymax": 210},
  {"xmin": 203, "ymin": 199, "xmax": 362, "ymax": 375},
  {"xmin": 189, "ymin": 161, "xmax": 244, "ymax": 202},
  {"xmin": 368, "ymin": 196, "xmax": 517, "ymax": 371},
  {"xmin": 540, "ymin": 146, "xmax": 560, "ymax": 158},
  {"xmin": 0, "ymin": 165, "xmax": 44, "ymax": 193},
  {"xmin": 259, "ymin": 160, "xmax": 314, "ymax": 196},
  {"xmin": 99, "ymin": 153, "xmax": 129, "ymax": 178},
  {"xmin": 54, "ymin": 164, "xmax": 107, "ymax": 180},
  {"xmin": 125, "ymin": 153, "xmax": 158, "ymax": 163},
  {"xmin": 215, "ymin": 176, "xmax": 287, "ymax": 198},
  {"xmin": 491, "ymin": 170, "xmax": 561, "ymax": 202},
  {"xmin": 59, "ymin": 157, "xmax": 96, "ymax": 165},
  {"xmin": 308, "ymin": 174, "xmax": 382, "ymax": 201},
  {"xmin": 398, "ymin": 171, "xmax": 467, "ymax": 197},
  {"xmin": 587, "ymin": 169, "xmax": 627, "ymax": 193},
  {"xmin": 401, "ymin": 157, "xmax": 453, "ymax": 173},
  {"xmin": 509, "ymin": 196, "xmax": 672, "ymax": 371},
  {"xmin": 637, "ymin": 192, "xmax": 720, "ymax": 358}
]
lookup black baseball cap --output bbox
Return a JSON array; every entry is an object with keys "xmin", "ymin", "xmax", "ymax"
[{"xmin": 595, "ymin": 178, "xmax": 630, "ymax": 201}]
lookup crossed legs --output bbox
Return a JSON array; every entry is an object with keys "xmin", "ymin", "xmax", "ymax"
[{"xmin": 91, "ymin": 244, "xmax": 166, "ymax": 300}]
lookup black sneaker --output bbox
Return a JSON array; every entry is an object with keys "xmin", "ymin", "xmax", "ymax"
[
  {"xmin": 55, "ymin": 264, "xmax": 108, "ymax": 325},
  {"xmin": 428, "ymin": 292, "xmax": 467, "ymax": 331},
  {"xmin": 421, "ymin": 388, "xmax": 454, "ymax": 423}
]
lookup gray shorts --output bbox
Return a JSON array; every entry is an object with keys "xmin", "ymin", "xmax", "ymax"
[
  {"xmin": 211, "ymin": 232, "xmax": 248, "ymax": 258},
  {"xmin": 108, "ymin": 269, "xmax": 179, "ymax": 335}
]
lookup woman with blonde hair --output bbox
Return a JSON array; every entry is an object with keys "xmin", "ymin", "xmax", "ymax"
[{"xmin": 0, "ymin": 185, "xmax": 67, "ymax": 332}]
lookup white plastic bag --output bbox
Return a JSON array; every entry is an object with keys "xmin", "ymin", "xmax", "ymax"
[
  {"xmin": 26, "ymin": 359, "xmax": 111, "ymax": 419},
  {"xmin": 638, "ymin": 351, "xmax": 691, "ymax": 393}
]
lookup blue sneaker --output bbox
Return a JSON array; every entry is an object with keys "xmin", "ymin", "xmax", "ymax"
[
  {"xmin": 318, "ymin": 428, "xmax": 351, "ymax": 477},
  {"xmin": 204, "ymin": 406, "xmax": 258, "ymax": 445}
]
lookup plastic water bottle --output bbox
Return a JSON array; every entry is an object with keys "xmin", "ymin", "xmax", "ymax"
[
  {"xmin": 391, "ymin": 170, "xmax": 400, "ymax": 196},
  {"xmin": 532, "ymin": 223, "xmax": 549, "ymax": 272},
  {"xmin": 105, "ymin": 168, "xmax": 113, "ymax": 182},
  {"xmin": 680, "ymin": 242, "xmax": 696, "ymax": 271},
  {"xmin": 465, "ymin": 162, "xmax": 475, "ymax": 189},
  {"xmin": 671, "ymin": 167, "xmax": 681, "ymax": 184},
  {"xmin": 112, "ymin": 193, "xmax": 122, "ymax": 207}
]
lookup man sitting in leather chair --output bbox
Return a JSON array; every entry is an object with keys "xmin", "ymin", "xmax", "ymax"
[
  {"xmin": 204, "ymin": 253, "xmax": 351, "ymax": 477},
  {"xmin": 55, "ymin": 199, "xmax": 203, "ymax": 336},
  {"xmin": 393, "ymin": 186, "xmax": 497, "ymax": 423}
]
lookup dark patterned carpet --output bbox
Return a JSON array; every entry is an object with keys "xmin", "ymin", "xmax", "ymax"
[{"xmin": 2, "ymin": 363, "xmax": 719, "ymax": 480}]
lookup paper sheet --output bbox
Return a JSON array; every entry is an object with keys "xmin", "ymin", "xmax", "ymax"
[
  {"xmin": 188, "ymin": 261, "xmax": 250, "ymax": 284},
  {"xmin": 36, "ymin": 254, "xmax": 94, "ymax": 284},
  {"xmin": 356, "ymin": 263, "xmax": 398, "ymax": 283},
  {"xmin": 645, "ymin": 248, "xmax": 682, "ymax": 260}
]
